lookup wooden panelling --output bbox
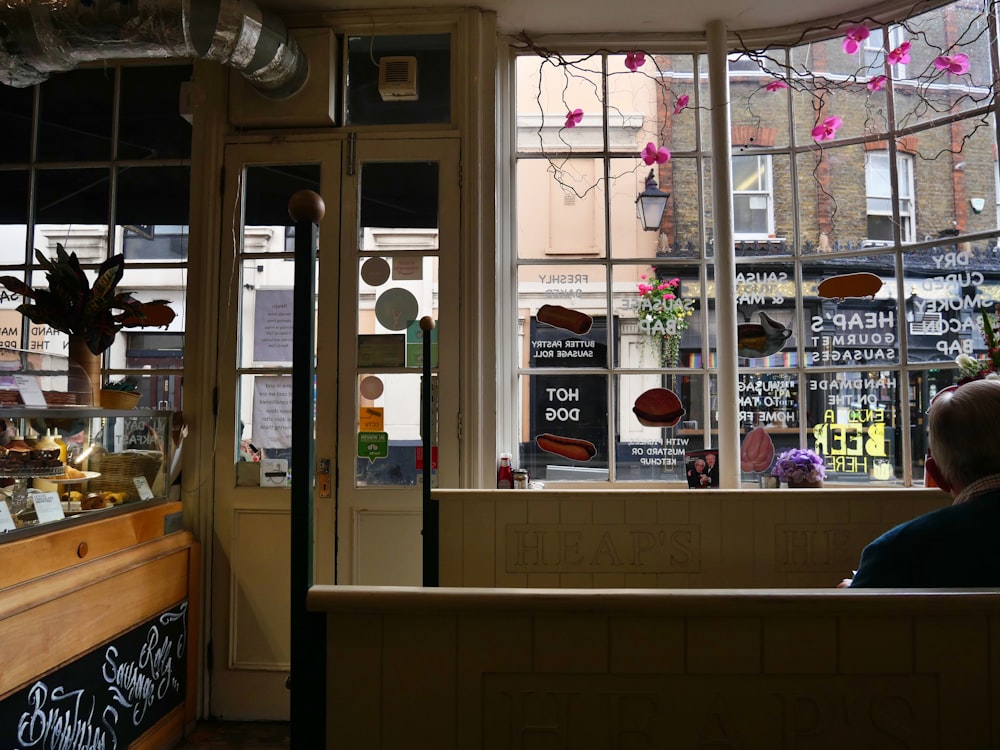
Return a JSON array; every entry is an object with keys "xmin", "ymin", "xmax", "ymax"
[
  {"xmin": 435, "ymin": 489, "xmax": 951, "ymax": 588},
  {"xmin": 0, "ymin": 503, "xmax": 200, "ymax": 748},
  {"xmin": 310, "ymin": 586, "xmax": 1000, "ymax": 750},
  {"xmin": 0, "ymin": 501, "xmax": 183, "ymax": 589}
]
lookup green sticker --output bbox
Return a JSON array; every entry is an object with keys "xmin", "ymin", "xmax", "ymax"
[{"xmin": 358, "ymin": 431, "xmax": 389, "ymax": 463}]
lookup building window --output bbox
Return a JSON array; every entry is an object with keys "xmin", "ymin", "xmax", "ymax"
[
  {"xmin": 732, "ymin": 154, "xmax": 774, "ymax": 238},
  {"xmin": 866, "ymin": 151, "xmax": 915, "ymax": 244}
]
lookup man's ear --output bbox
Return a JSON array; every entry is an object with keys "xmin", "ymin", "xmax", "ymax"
[{"xmin": 924, "ymin": 455, "xmax": 952, "ymax": 492}]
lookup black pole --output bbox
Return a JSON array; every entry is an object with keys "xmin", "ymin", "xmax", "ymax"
[
  {"xmin": 420, "ymin": 316, "xmax": 438, "ymax": 586},
  {"xmin": 288, "ymin": 190, "xmax": 326, "ymax": 745}
]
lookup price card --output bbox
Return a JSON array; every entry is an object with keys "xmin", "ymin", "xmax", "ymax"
[
  {"xmin": 13, "ymin": 373, "xmax": 46, "ymax": 405},
  {"xmin": 0, "ymin": 499, "xmax": 15, "ymax": 532},
  {"xmin": 32, "ymin": 492, "xmax": 65, "ymax": 523},
  {"xmin": 133, "ymin": 476, "xmax": 155, "ymax": 500}
]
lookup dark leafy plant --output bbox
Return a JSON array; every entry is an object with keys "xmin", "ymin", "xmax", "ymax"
[
  {"xmin": 0, "ymin": 243, "xmax": 175, "ymax": 355},
  {"xmin": 102, "ymin": 376, "xmax": 140, "ymax": 393}
]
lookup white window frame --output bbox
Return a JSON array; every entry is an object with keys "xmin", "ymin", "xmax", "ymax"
[
  {"xmin": 731, "ymin": 153, "xmax": 774, "ymax": 239},
  {"xmin": 865, "ymin": 150, "xmax": 916, "ymax": 244}
]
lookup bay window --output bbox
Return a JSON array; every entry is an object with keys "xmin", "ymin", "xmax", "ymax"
[{"xmin": 506, "ymin": 0, "xmax": 1000, "ymax": 487}]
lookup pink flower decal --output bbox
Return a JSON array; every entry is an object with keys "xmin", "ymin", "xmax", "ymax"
[
  {"xmin": 641, "ymin": 142, "xmax": 671, "ymax": 165},
  {"xmin": 625, "ymin": 51, "xmax": 646, "ymax": 72},
  {"xmin": 765, "ymin": 79, "xmax": 788, "ymax": 92},
  {"xmin": 811, "ymin": 115, "xmax": 843, "ymax": 142},
  {"xmin": 564, "ymin": 108, "xmax": 584, "ymax": 128},
  {"xmin": 673, "ymin": 94, "xmax": 689, "ymax": 115},
  {"xmin": 867, "ymin": 74, "xmax": 887, "ymax": 92},
  {"xmin": 841, "ymin": 25, "xmax": 870, "ymax": 55},
  {"xmin": 887, "ymin": 41, "xmax": 911, "ymax": 66},
  {"xmin": 934, "ymin": 53, "xmax": 970, "ymax": 75}
]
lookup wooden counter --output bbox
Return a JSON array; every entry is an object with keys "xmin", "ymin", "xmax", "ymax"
[{"xmin": 0, "ymin": 501, "xmax": 200, "ymax": 749}]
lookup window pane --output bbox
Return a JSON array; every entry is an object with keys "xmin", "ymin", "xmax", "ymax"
[
  {"xmin": 616, "ymin": 372, "xmax": 706, "ymax": 482},
  {"xmin": 518, "ymin": 372, "xmax": 609, "ymax": 482},
  {"xmin": 0, "ymin": 84, "xmax": 33, "ymax": 163},
  {"xmin": 805, "ymin": 371, "xmax": 901, "ymax": 485},
  {"xmin": 802, "ymin": 261, "xmax": 900, "ymax": 368},
  {"xmin": 119, "ymin": 65, "xmax": 193, "ymax": 160},
  {"xmin": 37, "ymin": 69, "xmax": 114, "ymax": 162},
  {"xmin": 116, "ymin": 166, "xmax": 190, "ymax": 226}
]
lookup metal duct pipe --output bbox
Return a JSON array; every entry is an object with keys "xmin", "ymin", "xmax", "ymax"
[{"xmin": 0, "ymin": 0, "xmax": 308, "ymax": 99}]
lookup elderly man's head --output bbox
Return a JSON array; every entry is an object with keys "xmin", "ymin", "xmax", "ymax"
[{"xmin": 928, "ymin": 378, "xmax": 1000, "ymax": 490}]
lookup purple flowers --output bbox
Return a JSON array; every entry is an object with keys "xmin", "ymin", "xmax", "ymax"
[
  {"xmin": 625, "ymin": 51, "xmax": 646, "ymax": 72},
  {"xmin": 887, "ymin": 41, "xmax": 911, "ymax": 66},
  {"xmin": 811, "ymin": 115, "xmax": 843, "ymax": 142},
  {"xmin": 867, "ymin": 75, "xmax": 887, "ymax": 92},
  {"xmin": 564, "ymin": 108, "xmax": 584, "ymax": 128},
  {"xmin": 771, "ymin": 448, "xmax": 827, "ymax": 484},
  {"xmin": 841, "ymin": 25, "xmax": 870, "ymax": 55},
  {"xmin": 641, "ymin": 142, "xmax": 671, "ymax": 165},
  {"xmin": 934, "ymin": 53, "xmax": 970, "ymax": 75}
]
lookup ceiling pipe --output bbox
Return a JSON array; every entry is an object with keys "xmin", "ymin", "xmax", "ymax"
[{"xmin": 0, "ymin": 0, "xmax": 308, "ymax": 99}]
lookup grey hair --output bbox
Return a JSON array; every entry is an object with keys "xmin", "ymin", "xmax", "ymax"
[{"xmin": 928, "ymin": 378, "xmax": 1000, "ymax": 487}]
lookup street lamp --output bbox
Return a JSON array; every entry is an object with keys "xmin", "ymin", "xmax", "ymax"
[{"xmin": 635, "ymin": 169, "xmax": 669, "ymax": 232}]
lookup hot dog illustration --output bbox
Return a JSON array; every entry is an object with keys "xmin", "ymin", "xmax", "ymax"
[
  {"xmin": 535, "ymin": 433, "xmax": 597, "ymax": 461},
  {"xmin": 632, "ymin": 387, "xmax": 685, "ymax": 427},
  {"xmin": 537, "ymin": 304, "xmax": 593, "ymax": 335},
  {"xmin": 816, "ymin": 272, "xmax": 883, "ymax": 301},
  {"xmin": 738, "ymin": 311, "xmax": 792, "ymax": 359}
]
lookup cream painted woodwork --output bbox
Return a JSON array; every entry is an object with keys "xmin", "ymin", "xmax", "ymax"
[
  {"xmin": 213, "ymin": 136, "xmax": 461, "ymax": 718},
  {"xmin": 0, "ymin": 502, "xmax": 200, "ymax": 748},
  {"xmin": 336, "ymin": 137, "xmax": 462, "ymax": 587},
  {"xmin": 310, "ymin": 585, "xmax": 1000, "ymax": 748},
  {"xmin": 435, "ymin": 487, "xmax": 949, "ymax": 588},
  {"xmin": 213, "ymin": 139, "xmax": 343, "ymax": 719}
]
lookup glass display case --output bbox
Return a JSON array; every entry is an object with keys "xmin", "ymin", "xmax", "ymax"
[{"xmin": 0, "ymin": 349, "xmax": 174, "ymax": 532}]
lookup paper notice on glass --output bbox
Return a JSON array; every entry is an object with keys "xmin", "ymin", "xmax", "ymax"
[
  {"xmin": 252, "ymin": 289, "xmax": 295, "ymax": 363},
  {"xmin": 252, "ymin": 376, "xmax": 293, "ymax": 450}
]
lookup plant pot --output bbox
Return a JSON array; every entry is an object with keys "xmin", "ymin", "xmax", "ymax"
[
  {"xmin": 100, "ymin": 389, "xmax": 141, "ymax": 409},
  {"xmin": 68, "ymin": 335, "xmax": 101, "ymax": 407},
  {"xmin": 788, "ymin": 479, "xmax": 823, "ymax": 488}
]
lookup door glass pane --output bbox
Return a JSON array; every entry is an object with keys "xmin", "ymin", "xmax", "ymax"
[
  {"xmin": 235, "ymin": 163, "xmax": 321, "ymax": 471},
  {"xmin": 356, "ymin": 160, "xmax": 440, "ymax": 487}
]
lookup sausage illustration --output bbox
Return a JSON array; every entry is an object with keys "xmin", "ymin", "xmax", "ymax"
[
  {"xmin": 535, "ymin": 433, "xmax": 597, "ymax": 462},
  {"xmin": 632, "ymin": 388, "xmax": 685, "ymax": 427},
  {"xmin": 537, "ymin": 304, "xmax": 593, "ymax": 335},
  {"xmin": 816, "ymin": 272, "xmax": 883, "ymax": 301}
]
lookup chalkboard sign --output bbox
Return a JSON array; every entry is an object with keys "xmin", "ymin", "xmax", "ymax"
[{"xmin": 1, "ymin": 601, "xmax": 188, "ymax": 749}]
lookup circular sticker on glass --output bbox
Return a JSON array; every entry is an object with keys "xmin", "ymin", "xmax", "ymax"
[
  {"xmin": 360, "ymin": 376, "xmax": 384, "ymax": 400},
  {"xmin": 360, "ymin": 257, "xmax": 391, "ymax": 287},
  {"xmin": 375, "ymin": 288, "xmax": 419, "ymax": 331}
]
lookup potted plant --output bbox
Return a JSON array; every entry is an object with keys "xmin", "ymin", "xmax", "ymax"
[
  {"xmin": 0, "ymin": 244, "xmax": 174, "ymax": 402},
  {"xmin": 771, "ymin": 448, "xmax": 827, "ymax": 488},
  {"xmin": 635, "ymin": 271, "xmax": 693, "ymax": 367}
]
